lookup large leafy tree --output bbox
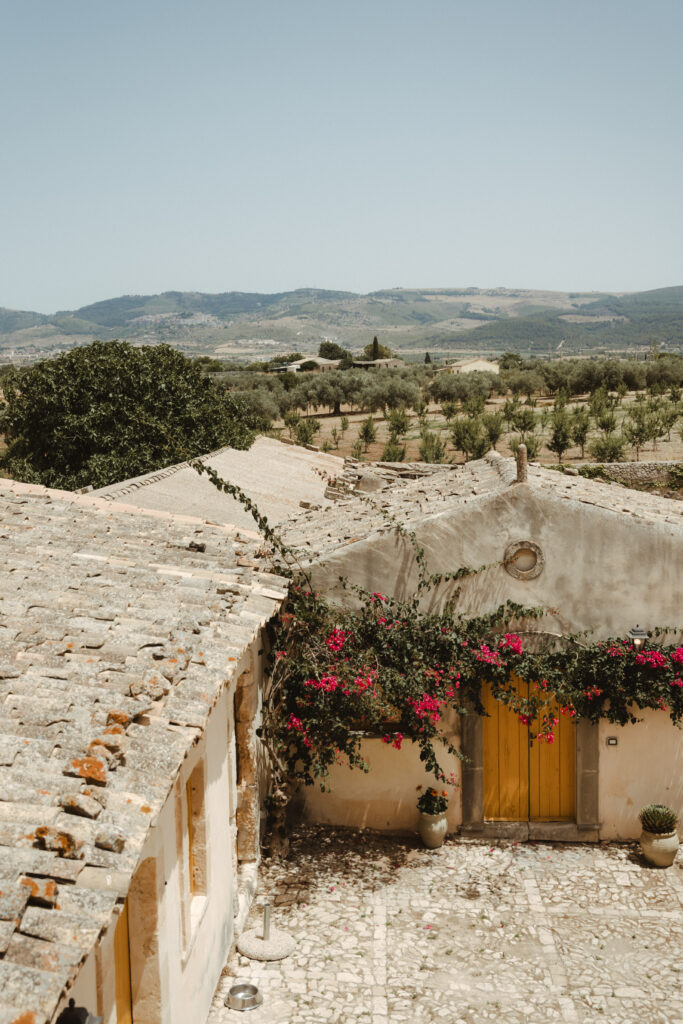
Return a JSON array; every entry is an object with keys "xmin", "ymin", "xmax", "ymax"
[{"xmin": 1, "ymin": 341, "xmax": 258, "ymax": 490}]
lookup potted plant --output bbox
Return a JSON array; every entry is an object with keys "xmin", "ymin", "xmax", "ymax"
[
  {"xmin": 416, "ymin": 785, "xmax": 449, "ymax": 849},
  {"xmin": 639, "ymin": 804, "xmax": 680, "ymax": 867}
]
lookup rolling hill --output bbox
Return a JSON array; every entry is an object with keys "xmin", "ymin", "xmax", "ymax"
[{"xmin": 2, "ymin": 285, "xmax": 683, "ymax": 363}]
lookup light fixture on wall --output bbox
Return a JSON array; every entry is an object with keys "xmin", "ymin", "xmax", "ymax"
[
  {"xmin": 56, "ymin": 998, "xmax": 103, "ymax": 1024},
  {"xmin": 628, "ymin": 624, "xmax": 648, "ymax": 650}
]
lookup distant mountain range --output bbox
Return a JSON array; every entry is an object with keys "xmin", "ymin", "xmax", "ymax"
[{"xmin": 2, "ymin": 285, "xmax": 683, "ymax": 362}]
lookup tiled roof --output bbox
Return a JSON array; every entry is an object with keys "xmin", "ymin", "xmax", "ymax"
[
  {"xmin": 92, "ymin": 437, "xmax": 343, "ymax": 528},
  {"xmin": 281, "ymin": 453, "xmax": 683, "ymax": 561},
  {"xmin": 0, "ymin": 480, "xmax": 287, "ymax": 1023}
]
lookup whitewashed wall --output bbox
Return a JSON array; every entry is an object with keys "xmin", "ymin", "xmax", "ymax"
[
  {"xmin": 300, "ymin": 726, "xmax": 463, "ymax": 834},
  {"xmin": 598, "ymin": 711, "xmax": 683, "ymax": 840}
]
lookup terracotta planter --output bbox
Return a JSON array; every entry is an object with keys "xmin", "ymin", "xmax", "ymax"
[
  {"xmin": 418, "ymin": 811, "xmax": 448, "ymax": 849},
  {"xmin": 640, "ymin": 830, "xmax": 680, "ymax": 868}
]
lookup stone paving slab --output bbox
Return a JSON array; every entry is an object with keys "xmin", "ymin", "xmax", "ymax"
[{"xmin": 209, "ymin": 826, "xmax": 683, "ymax": 1024}]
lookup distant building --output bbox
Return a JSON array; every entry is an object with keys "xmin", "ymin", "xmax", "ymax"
[
  {"xmin": 444, "ymin": 357, "xmax": 500, "ymax": 375},
  {"xmin": 268, "ymin": 356, "xmax": 340, "ymax": 373},
  {"xmin": 351, "ymin": 357, "xmax": 403, "ymax": 370}
]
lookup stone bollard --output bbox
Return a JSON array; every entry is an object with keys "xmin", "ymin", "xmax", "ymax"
[{"xmin": 516, "ymin": 443, "xmax": 528, "ymax": 483}]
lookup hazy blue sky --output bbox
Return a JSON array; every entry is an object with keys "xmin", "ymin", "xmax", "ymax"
[{"xmin": 2, "ymin": 0, "xmax": 682, "ymax": 311}]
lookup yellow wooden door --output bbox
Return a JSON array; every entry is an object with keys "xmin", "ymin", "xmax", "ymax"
[
  {"xmin": 114, "ymin": 901, "xmax": 133, "ymax": 1024},
  {"xmin": 482, "ymin": 680, "xmax": 529, "ymax": 820},
  {"xmin": 483, "ymin": 684, "xmax": 575, "ymax": 821},
  {"xmin": 529, "ymin": 697, "xmax": 576, "ymax": 821}
]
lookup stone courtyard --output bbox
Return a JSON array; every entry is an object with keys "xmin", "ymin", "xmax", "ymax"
[{"xmin": 210, "ymin": 827, "xmax": 683, "ymax": 1024}]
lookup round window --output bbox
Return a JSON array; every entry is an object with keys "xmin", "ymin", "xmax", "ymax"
[{"xmin": 504, "ymin": 540, "xmax": 544, "ymax": 580}]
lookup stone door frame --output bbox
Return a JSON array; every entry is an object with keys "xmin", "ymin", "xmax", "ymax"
[{"xmin": 460, "ymin": 698, "xmax": 600, "ymax": 841}]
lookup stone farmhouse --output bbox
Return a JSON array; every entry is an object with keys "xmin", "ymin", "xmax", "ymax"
[
  {"xmin": 1, "ymin": 438, "xmax": 682, "ymax": 1023},
  {"xmin": 0, "ymin": 479, "xmax": 287, "ymax": 1024}
]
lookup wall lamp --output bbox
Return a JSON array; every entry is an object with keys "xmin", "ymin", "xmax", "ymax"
[{"xmin": 628, "ymin": 624, "xmax": 648, "ymax": 650}]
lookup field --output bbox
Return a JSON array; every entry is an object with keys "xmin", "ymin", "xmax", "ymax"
[{"xmin": 281, "ymin": 392, "xmax": 683, "ymax": 478}]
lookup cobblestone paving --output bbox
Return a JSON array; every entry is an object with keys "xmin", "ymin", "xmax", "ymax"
[{"xmin": 209, "ymin": 827, "xmax": 683, "ymax": 1024}]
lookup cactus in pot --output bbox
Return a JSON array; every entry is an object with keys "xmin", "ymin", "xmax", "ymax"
[{"xmin": 639, "ymin": 804, "xmax": 679, "ymax": 867}]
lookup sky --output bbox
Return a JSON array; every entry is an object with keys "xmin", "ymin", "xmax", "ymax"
[{"xmin": 1, "ymin": 0, "xmax": 682, "ymax": 312}]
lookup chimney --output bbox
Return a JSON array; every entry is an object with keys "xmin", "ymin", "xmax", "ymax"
[{"xmin": 516, "ymin": 443, "xmax": 527, "ymax": 483}]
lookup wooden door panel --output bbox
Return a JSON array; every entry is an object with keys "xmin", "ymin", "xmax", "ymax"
[
  {"xmin": 483, "ymin": 681, "xmax": 529, "ymax": 821},
  {"xmin": 529, "ymin": 703, "xmax": 576, "ymax": 821},
  {"xmin": 114, "ymin": 901, "xmax": 132, "ymax": 1024}
]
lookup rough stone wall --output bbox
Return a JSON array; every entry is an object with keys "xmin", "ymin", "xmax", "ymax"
[
  {"xmin": 234, "ymin": 666, "xmax": 260, "ymax": 863},
  {"xmin": 585, "ymin": 460, "xmax": 683, "ymax": 485}
]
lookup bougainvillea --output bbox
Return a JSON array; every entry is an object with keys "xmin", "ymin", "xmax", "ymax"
[{"xmin": 262, "ymin": 586, "xmax": 683, "ymax": 796}]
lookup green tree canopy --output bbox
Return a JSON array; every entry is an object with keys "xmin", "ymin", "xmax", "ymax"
[
  {"xmin": 362, "ymin": 337, "xmax": 393, "ymax": 360},
  {"xmin": 318, "ymin": 340, "xmax": 350, "ymax": 361},
  {"xmin": 0, "ymin": 341, "xmax": 258, "ymax": 490}
]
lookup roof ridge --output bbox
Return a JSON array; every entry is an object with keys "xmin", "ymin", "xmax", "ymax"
[
  {"xmin": 91, "ymin": 444, "xmax": 235, "ymax": 501},
  {"xmin": 0, "ymin": 477, "xmax": 263, "ymax": 541}
]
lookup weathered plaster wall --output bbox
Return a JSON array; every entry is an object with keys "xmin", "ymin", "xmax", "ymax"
[
  {"xmin": 598, "ymin": 711, "xmax": 683, "ymax": 840},
  {"xmin": 51, "ymin": 949, "xmax": 101, "ymax": 1023},
  {"xmin": 299, "ymin": 735, "xmax": 463, "ymax": 833},
  {"xmin": 152, "ymin": 680, "xmax": 238, "ymax": 1024},
  {"xmin": 309, "ymin": 484, "xmax": 683, "ymax": 635}
]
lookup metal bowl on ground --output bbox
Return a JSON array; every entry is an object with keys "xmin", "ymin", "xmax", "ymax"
[{"xmin": 225, "ymin": 982, "xmax": 263, "ymax": 1012}]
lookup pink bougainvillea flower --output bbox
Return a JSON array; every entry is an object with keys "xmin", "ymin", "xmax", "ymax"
[
  {"xmin": 475, "ymin": 644, "xmax": 502, "ymax": 666},
  {"xmin": 636, "ymin": 649, "xmax": 668, "ymax": 669},
  {"xmin": 326, "ymin": 628, "xmax": 351, "ymax": 653},
  {"xmin": 305, "ymin": 674, "xmax": 339, "ymax": 692},
  {"xmin": 499, "ymin": 633, "xmax": 523, "ymax": 655}
]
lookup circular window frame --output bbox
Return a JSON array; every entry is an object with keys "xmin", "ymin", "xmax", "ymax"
[{"xmin": 503, "ymin": 540, "xmax": 544, "ymax": 581}]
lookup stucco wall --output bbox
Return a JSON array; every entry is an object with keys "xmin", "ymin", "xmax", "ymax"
[
  {"xmin": 598, "ymin": 711, "xmax": 683, "ymax": 840},
  {"xmin": 299, "ymin": 732, "xmax": 463, "ymax": 833}
]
